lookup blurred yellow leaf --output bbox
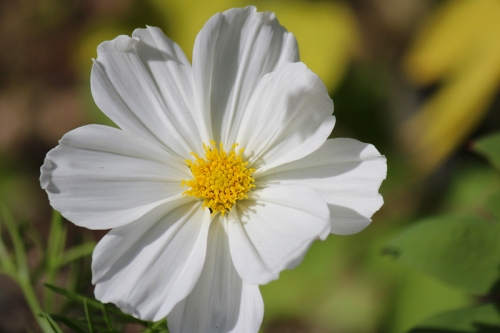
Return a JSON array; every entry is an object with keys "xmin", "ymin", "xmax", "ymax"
[
  {"xmin": 148, "ymin": 0, "xmax": 237, "ymax": 59},
  {"xmin": 74, "ymin": 22, "xmax": 127, "ymax": 78},
  {"xmin": 148, "ymin": 0, "xmax": 359, "ymax": 91},
  {"xmin": 73, "ymin": 1, "xmax": 167, "ymax": 79},
  {"xmin": 257, "ymin": 1, "xmax": 359, "ymax": 91},
  {"xmin": 402, "ymin": 0, "xmax": 500, "ymax": 176}
]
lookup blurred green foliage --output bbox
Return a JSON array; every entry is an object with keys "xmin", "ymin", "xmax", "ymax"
[
  {"xmin": 384, "ymin": 131, "xmax": 500, "ymax": 332},
  {"xmin": 43, "ymin": 284, "xmax": 169, "ymax": 333},
  {"xmin": 474, "ymin": 133, "xmax": 500, "ymax": 172},
  {"xmin": 384, "ymin": 215, "xmax": 500, "ymax": 295},
  {"xmin": 0, "ymin": 207, "xmax": 96, "ymax": 333},
  {"xmin": 409, "ymin": 304, "xmax": 500, "ymax": 333}
]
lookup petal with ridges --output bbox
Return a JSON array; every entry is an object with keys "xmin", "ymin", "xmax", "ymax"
[
  {"xmin": 93, "ymin": 202, "xmax": 211, "ymax": 321},
  {"xmin": 192, "ymin": 6, "xmax": 299, "ymax": 145},
  {"xmin": 256, "ymin": 138, "xmax": 387, "ymax": 235},
  {"xmin": 40, "ymin": 125, "xmax": 191, "ymax": 230},
  {"xmin": 235, "ymin": 61, "xmax": 335, "ymax": 174},
  {"xmin": 227, "ymin": 185, "xmax": 330, "ymax": 285},
  {"xmin": 168, "ymin": 216, "xmax": 263, "ymax": 333},
  {"xmin": 91, "ymin": 27, "xmax": 206, "ymax": 158}
]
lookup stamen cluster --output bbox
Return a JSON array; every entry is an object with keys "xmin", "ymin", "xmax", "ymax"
[{"xmin": 182, "ymin": 141, "xmax": 255, "ymax": 215}]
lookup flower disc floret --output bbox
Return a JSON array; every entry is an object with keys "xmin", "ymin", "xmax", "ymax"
[{"xmin": 182, "ymin": 141, "xmax": 255, "ymax": 215}]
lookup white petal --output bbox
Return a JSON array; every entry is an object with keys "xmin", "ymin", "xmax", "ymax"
[
  {"xmin": 256, "ymin": 138, "xmax": 387, "ymax": 235},
  {"xmin": 40, "ymin": 125, "xmax": 191, "ymax": 229},
  {"xmin": 168, "ymin": 217, "xmax": 263, "ymax": 333},
  {"xmin": 227, "ymin": 186, "xmax": 330, "ymax": 285},
  {"xmin": 93, "ymin": 202, "xmax": 211, "ymax": 321},
  {"xmin": 192, "ymin": 6, "xmax": 299, "ymax": 145},
  {"xmin": 235, "ymin": 62, "xmax": 335, "ymax": 174},
  {"xmin": 91, "ymin": 27, "xmax": 207, "ymax": 158}
]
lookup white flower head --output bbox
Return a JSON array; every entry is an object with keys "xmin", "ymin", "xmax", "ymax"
[{"xmin": 40, "ymin": 6, "xmax": 386, "ymax": 333}]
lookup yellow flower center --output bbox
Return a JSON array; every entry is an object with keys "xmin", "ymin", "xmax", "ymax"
[{"xmin": 182, "ymin": 141, "xmax": 255, "ymax": 215}]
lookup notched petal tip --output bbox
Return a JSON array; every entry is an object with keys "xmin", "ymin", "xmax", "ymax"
[
  {"xmin": 132, "ymin": 25, "xmax": 161, "ymax": 39},
  {"xmin": 97, "ymin": 35, "xmax": 139, "ymax": 54},
  {"xmin": 40, "ymin": 157, "xmax": 60, "ymax": 194},
  {"xmin": 234, "ymin": 5, "xmax": 278, "ymax": 24},
  {"xmin": 281, "ymin": 61, "xmax": 332, "ymax": 101},
  {"xmin": 360, "ymin": 143, "xmax": 388, "ymax": 181},
  {"xmin": 227, "ymin": 5, "xmax": 257, "ymax": 15}
]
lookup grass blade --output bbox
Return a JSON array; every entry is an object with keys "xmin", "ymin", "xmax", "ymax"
[
  {"xmin": 40, "ymin": 313, "xmax": 64, "ymax": 333},
  {"xmin": 59, "ymin": 242, "xmax": 96, "ymax": 268},
  {"xmin": 84, "ymin": 298, "xmax": 95, "ymax": 333},
  {"xmin": 1, "ymin": 204, "xmax": 28, "ymax": 278},
  {"xmin": 49, "ymin": 314, "xmax": 87, "ymax": 333},
  {"xmin": 45, "ymin": 284, "xmax": 144, "ymax": 324},
  {"xmin": 101, "ymin": 302, "xmax": 116, "ymax": 332}
]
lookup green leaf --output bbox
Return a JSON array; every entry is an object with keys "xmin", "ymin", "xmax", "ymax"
[
  {"xmin": 408, "ymin": 304, "xmax": 500, "ymax": 332},
  {"xmin": 486, "ymin": 192, "xmax": 500, "ymax": 222},
  {"xmin": 474, "ymin": 132, "xmax": 500, "ymax": 171},
  {"xmin": 383, "ymin": 214, "xmax": 500, "ymax": 294},
  {"xmin": 442, "ymin": 166, "xmax": 500, "ymax": 215}
]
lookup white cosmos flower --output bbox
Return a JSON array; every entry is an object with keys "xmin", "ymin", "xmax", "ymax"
[{"xmin": 40, "ymin": 6, "xmax": 386, "ymax": 333}]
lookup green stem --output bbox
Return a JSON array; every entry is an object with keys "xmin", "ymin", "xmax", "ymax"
[
  {"xmin": 0, "ymin": 229, "xmax": 15, "ymax": 274},
  {"xmin": 18, "ymin": 276, "xmax": 53, "ymax": 333},
  {"xmin": 1, "ymin": 205, "xmax": 54, "ymax": 333},
  {"xmin": 1, "ymin": 205, "xmax": 29, "ymax": 279},
  {"xmin": 45, "ymin": 211, "xmax": 65, "ymax": 312},
  {"xmin": 44, "ymin": 271, "xmax": 57, "ymax": 313}
]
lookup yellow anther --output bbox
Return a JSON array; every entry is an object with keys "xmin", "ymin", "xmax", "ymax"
[{"xmin": 182, "ymin": 141, "xmax": 255, "ymax": 215}]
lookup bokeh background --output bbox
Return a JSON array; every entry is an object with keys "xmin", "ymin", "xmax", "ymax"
[{"xmin": 1, "ymin": 0, "xmax": 500, "ymax": 332}]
